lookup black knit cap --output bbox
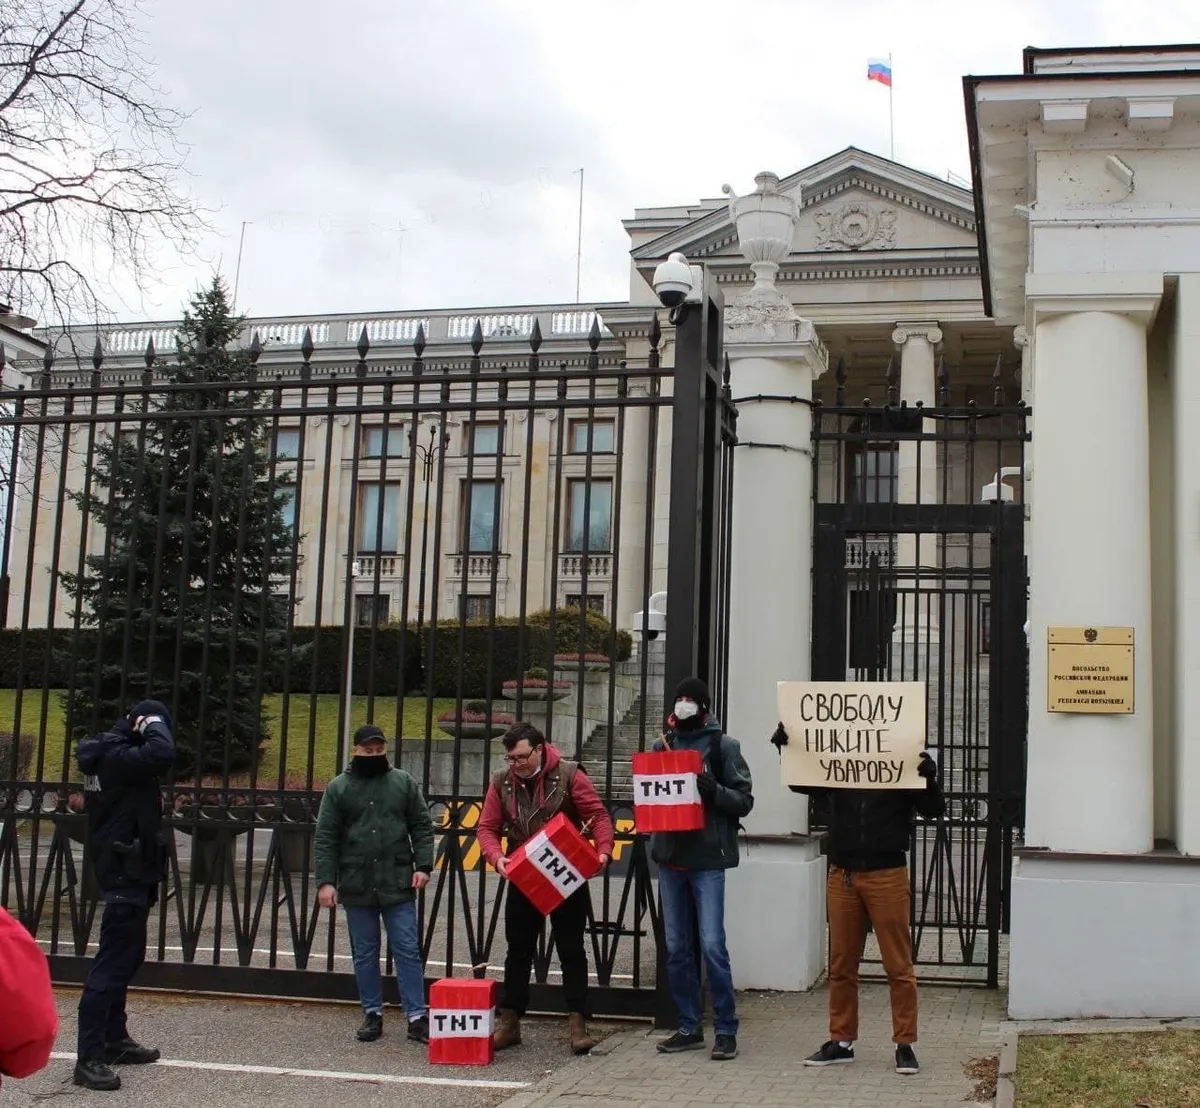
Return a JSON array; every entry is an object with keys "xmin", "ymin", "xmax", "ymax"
[
  {"xmin": 673, "ymin": 677, "xmax": 710, "ymax": 712},
  {"xmin": 353, "ymin": 723, "xmax": 387, "ymax": 747}
]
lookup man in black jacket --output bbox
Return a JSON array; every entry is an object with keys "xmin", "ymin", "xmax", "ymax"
[
  {"xmin": 771, "ymin": 722, "xmax": 944, "ymax": 1076},
  {"xmin": 74, "ymin": 701, "xmax": 177, "ymax": 1092}
]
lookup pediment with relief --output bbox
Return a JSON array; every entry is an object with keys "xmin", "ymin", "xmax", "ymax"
[{"xmin": 630, "ymin": 148, "xmax": 979, "ymax": 266}]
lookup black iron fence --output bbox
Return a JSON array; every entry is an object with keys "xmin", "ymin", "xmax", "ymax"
[
  {"xmin": 811, "ymin": 359, "xmax": 1030, "ymax": 986},
  {"xmin": 0, "ymin": 312, "xmax": 737, "ymax": 1018}
]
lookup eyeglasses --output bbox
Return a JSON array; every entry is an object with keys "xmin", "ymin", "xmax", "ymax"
[{"xmin": 504, "ymin": 748, "xmax": 538, "ymax": 765}]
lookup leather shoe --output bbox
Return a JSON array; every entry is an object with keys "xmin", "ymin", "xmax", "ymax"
[
  {"xmin": 74, "ymin": 1059, "xmax": 122, "ymax": 1090},
  {"xmin": 106, "ymin": 1038, "xmax": 161, "ymax": 1064}
]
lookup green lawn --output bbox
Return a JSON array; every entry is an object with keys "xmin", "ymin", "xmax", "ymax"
[
  {"xmin": 1016, "ymin": 1030, "xmax": 1200, "ymax": 1108},
  {"xmin": 0, "ymin": 689, "xmax": 459, "ymax": 786}
]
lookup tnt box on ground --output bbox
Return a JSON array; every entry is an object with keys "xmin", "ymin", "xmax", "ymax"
[
  {"xmin": 428, "ymin": 978, "xmax": 498, "ymax": 1066},
  {"xmin": 631, "ymin": 749, "xmax": 704, "ymax": 832},
  {"xmin": 505, "ymin": 812, "xmax": 601, "ymax": 916}
]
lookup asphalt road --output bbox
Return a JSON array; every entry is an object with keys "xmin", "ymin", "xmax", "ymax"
[{"xmin": 3, "ymin": 990, "xmax": 641, "ymax": 1108}]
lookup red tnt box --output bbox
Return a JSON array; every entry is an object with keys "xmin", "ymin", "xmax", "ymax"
[
  {"xmin": 632, "ymin": 749, "xmax": 705, "ymax": 832},
  {"xmin": 505, "ymin": 812, "xmax": 601, "ymax": 916},
  {"xmin": 428, "ymin": 978, "xmax": 498, "ymax": 1066}
]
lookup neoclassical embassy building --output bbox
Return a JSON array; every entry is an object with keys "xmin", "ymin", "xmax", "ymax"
[
  {"xmin": 8, "ymin": 144, "xmax": 1020, "ymax": 632},
  {"xmin": 9, "ymin": 41, "xmax": 1200, "ymax": 1025}
]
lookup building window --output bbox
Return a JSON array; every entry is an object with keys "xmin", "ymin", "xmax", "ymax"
[
  {"xmin": 274, "ymin": 429, "xmax": 301, "ymax": 460},
  {"xmin": 460, "ymin": 480, "xmax": 500, "ymax": 552},
  {"xmin": 848, "ymin": 447, "xmax": 897, "ymax": 504},
  {"xmin": 566, "ymin": 594, "xmax": 606, "ymax": 616},
  {"xmin": 362, "ymin": 425, "xmax": 406, "ymax": 459},
  {"xmin": 461, "ymin": 594, "xmax": 493, "ymax": 621},
  {"xmin": 467, "ymin": 422, "xmax": 501, "ymax": 455},
  {"xmin": 567, "ymin": 479, "xmax": 612, "ymax": 551},
  {"xmin": 355, "ymin": 594, "xmax": 390, "ymax": 627},
  {"xmin": 569, "ymin": 419, "xmax": 615, "ymax": 454},
  {"xmin": 357, "ymin": 483, "xmax": 401, "ymax": 553},
  {"xmin": 278, "ymin": 486, "xmax": 297, "ymax": 531}
]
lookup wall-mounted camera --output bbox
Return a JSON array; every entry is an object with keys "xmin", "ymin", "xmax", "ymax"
[{"xmin": 651, "ymin": 253, "xmax": 703, "ymax": 323}]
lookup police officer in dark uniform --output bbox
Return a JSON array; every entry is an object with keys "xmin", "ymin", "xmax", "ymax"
[{"xmin": 73, "ymin": 700, "xmax": 177, "ymax": 1092}]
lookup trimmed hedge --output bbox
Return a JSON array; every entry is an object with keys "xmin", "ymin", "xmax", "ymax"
[{"xmin": 0, "ymin": 605, "xmax": 632, "ymax": 703}]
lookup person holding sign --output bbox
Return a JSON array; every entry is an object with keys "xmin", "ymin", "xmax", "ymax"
[
  {"xmin": 476, "ymin": 721, "xmax": 614, "ymax": 1056},
  {"xmin": 771, "ymin": 720, "xmax": 943, "ymax": 1076},
  {"xmin": 652, "ymin": 678, "xmax": 754, "ymax": 1063}
]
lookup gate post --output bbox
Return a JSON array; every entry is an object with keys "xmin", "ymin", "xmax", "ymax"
[
  {"xmin": 719, "ymin": 171, "xmax": 831, "ymax": 992},
  {"xmin": 663, "ymin": 270, "xmax": 725, "ymax": 711}
]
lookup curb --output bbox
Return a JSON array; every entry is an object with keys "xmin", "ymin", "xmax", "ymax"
[{"xmin": 994, "ymin": 1035, "xmax": 1017, "ymax": 1108}]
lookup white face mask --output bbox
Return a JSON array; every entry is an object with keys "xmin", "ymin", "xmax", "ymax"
[{"xmin": 674, "ymin": 699, "xmax": 700, "ymax": 720}]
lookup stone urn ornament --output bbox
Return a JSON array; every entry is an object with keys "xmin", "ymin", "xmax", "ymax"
[{"xmin": 721, "ymin": 171, "xmax": 800, "ymax": 318}]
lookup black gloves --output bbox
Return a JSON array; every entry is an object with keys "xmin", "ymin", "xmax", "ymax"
[
  {"xmin": 696, "ymin": 771, "xmax": 717, "ymax": 800},
  {"xmin": 918, "ymin": 751, "xmax": 937, "ymax": 780},
  {"xmin": 770, "ymin": 722, "xmax": 789, "ymax": 750}
]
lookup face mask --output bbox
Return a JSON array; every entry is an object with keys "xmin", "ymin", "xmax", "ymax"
[
  {"xmin": 674, "ymin": 700, "xmax": 700, "ymax": 720},
  {"xmin": 351, "ymin": 753, "xmax": 390, "ymax": 776}
]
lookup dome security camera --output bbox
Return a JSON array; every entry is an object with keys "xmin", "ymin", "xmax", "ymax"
[{"xmin": 652, "ymin": 252, "xmax": 699, "ymax": 310}]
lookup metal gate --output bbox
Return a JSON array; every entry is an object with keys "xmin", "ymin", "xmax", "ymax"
[
  {"xmin": 810, "ymin": 379, "xmax": 1029, "ymax": 986},
  {"xmin": 0, "ymin": 300, "xmax": 735, "ymax": 1018}
]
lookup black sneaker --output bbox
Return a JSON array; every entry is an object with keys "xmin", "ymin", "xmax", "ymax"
[
  {"xmin": 105, "ymin": 1038, "xmax": 161, "ymax": 1065},
  {"xmin": 711, "ymin": 1033, "xmax": 738, "ymax": 1061},
  {"xmin": 74, "ymin": 1059, "xmax": 122, "ymax": 1091},
  {"xmin": 895, "ymin": 1044, "xmax": 920, "ymax": 1074},
  {"xmin": 803, "ymin": 1040, "xmax": 855, "ymax": 1066},
  {"xmin": 357, "ymin": 1012, "xmax": 383, "ymax": 1042},
  {"xmin": 407, "ymin": 1016, "xmax": 430, "ymax": 1045},
  {"xmin": 656, "ymin": 1029, "xmax": 705, "ymax": 1053}
]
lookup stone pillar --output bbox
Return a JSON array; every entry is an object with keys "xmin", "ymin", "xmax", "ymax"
[
  {"xmin": 615, "ymin": 383, "xmax": 651, "ymax": 630},
  {"xmin": 723, "ymin": 306, "xmax": 828, "ymax": 992},
  {"xmin": 716, "ymin": 169, "xmax": 830, "ymax": 992},
  {"xmin": 1023, "ymin": 274, "xmax": 1160, "ymax": 853},
  {"xmin": 1014, "ymin": 324, "xmax": 1031, "ymax": 405},
  {"xmin": 1173, "ymin": 274, "xmax": 1200, "ymax": 856},
  {"xmin": 891, "ymin": 323, "xmax": 942, "ymax": 661}
]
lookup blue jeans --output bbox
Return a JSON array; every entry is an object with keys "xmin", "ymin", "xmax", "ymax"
[
  {"xmin": 344, "ymin": 902, "xmax": 427, "ymax": 1020},
  {"xmin": 658, "ymin": 867, "xmax": 738, "ymax": 1036}
]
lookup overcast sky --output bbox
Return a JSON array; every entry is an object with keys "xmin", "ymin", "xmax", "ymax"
[{"xmin": 115, "ymin": 0, "xmax": 1200, "ymax": 323}]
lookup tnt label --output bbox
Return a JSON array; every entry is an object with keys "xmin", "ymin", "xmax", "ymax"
[
  {"xmin": 631, "ymin": 749, "xmax": 706, "ymax": 832},
  {"xmin": 524, "ymin": 830, "xmax": 585, "ymax": 896},
  {"xmin": 429, "ymin": 1009, "xmax": 494, "ymax": 1039},
  {"xmin": 632, "ymin": 773, "xmax": 700, "ymax": 806}
]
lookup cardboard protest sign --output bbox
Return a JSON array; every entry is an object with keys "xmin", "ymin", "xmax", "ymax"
[{"xmin": 777, "ymin": 681, "xmax": 926, "ymax": 790}]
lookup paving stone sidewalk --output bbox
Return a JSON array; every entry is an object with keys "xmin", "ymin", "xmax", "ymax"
[{"xmin": 500, "ymin": 983, "xmax": 1008, "ymax": 1108}]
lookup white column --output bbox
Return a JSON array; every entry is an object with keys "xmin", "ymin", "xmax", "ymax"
[
  {"xmin": 1014, "ymin": 325, "xmax": 1031, "ymax": 405},
  {"xmin": 891, "ymin": 323, "xmax": 942, "ymax": 655},
  {"xmin": 722, "ymin": 307, "xmax": 828, "ymax": 991},
  {"xmin": 1025, "ymin": 273, "xmax": 1161, "ymax": 853},
  {"xmin": 615, "ymin": 384, "xmax": 650, "ymax": 630},
  {"xmin": 1173, "ymin": 274, "xmax": 1200, "ymax": 856}
]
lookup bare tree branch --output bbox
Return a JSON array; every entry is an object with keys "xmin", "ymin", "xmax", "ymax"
[{"xmin": 0, "ymin": 0, "xmax": 209, "ymax": 334}]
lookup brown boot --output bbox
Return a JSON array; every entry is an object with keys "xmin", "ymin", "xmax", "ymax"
[
  {"xmin": 567, "ymin": 1012, "xmax": 598, "ymax": 1055},
  {"xmin": 493, "ymin": 1008, "xmax": 521, "ymax": 1050}
]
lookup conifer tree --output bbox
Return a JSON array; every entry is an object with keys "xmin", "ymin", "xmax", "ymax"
[{"xmin": 60, "ymin": 277, "xmax": 298, "ymax": 776}]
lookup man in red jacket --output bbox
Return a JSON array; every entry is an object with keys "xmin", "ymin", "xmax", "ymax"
[
  {"xmin": 0, "ymin": 907, "xmax": 59, "ymax": 1087},
  {"xmin": 477, "ymin": 721, "xmax": 614, "ymax": 1056}
]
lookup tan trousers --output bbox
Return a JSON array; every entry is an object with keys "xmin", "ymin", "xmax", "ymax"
[{"xmin": 826, "ymin": 864, "xmax": 918, "ymax": 1044}]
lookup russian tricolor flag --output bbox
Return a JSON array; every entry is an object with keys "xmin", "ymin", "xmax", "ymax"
[{"xmin": 867, "ymin": 57, "xmax": 892, "ymax": 87}]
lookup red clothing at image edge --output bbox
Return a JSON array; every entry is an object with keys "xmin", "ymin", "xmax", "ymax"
[
  {"xmin": 0, "ymin": 907, "xmax": 58, "ymax": 1084},
  {"xmin": 476, "ymin": 743, "xmax": 615, "ymax": 867}
]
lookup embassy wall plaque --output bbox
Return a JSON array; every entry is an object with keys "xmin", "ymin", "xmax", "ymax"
[{"xmin": 1046, "ymin": 626, "xmax": 1134, "ymax": 714}]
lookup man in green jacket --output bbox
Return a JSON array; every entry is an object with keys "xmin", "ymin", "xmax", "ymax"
[{"xmin": 315, "ymin": 724, "xmax": 435, "ymax": 1044}]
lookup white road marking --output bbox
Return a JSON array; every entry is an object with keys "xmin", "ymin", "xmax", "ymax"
[{"xmin": 49, "ymin": 1052, "xmax": 529, "ymax": 1090}]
